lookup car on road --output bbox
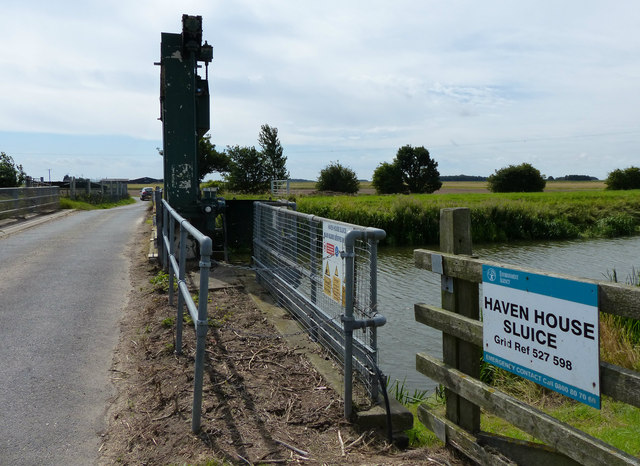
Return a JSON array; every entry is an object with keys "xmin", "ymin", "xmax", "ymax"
[{"xmin": 139, "ymin": 187, "xmax": 153, "ymax": 200}]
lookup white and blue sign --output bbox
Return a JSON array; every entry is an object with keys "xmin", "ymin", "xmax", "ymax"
[{"xmin": 482, "ymin": 265, "xmax": 600, "ymax": 408}]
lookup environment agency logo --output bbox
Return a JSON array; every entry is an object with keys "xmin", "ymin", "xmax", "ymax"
[{"xmin": 487, "ymin": 268, "xmax": 497, "ymax": 282}]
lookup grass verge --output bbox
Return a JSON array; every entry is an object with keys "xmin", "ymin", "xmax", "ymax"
[
  {"xmin": 59, "ymin": 196, "xmax": 136, "ymax": 210},
  {"xmin": 415, "ymin": 387, "xmax": 640, "ymax": 457}
]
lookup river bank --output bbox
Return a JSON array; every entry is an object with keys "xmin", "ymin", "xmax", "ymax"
[{"xmin": 295, "ymin": 188, "xmax": 640, "ymax": 245}]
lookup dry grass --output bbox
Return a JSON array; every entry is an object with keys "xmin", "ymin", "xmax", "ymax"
[{"xmin": 600, "ymin": 313, "xmax": 640, "ymax": 371}]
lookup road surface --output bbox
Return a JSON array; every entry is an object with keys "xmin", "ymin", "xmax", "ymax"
[{"xmin": 0, "ymin": 201, "xmax": 147, "ymax": 465}]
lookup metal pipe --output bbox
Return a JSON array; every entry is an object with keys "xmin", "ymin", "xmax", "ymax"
[
  {"xmin": 192, "ymin": 234, "xmax": 212, "ymax": 432},
  {"xmin": 155, "ymin": 190, "xmax": 163, "ymax": 260},
  {"xmin": 369, "ymin": 238, "xmax": 379, "ymax": 400},
  {"xmin": 162, "ymin": 204, "xmax": 169, "ymax": 270},
  {"xmin": 175, "ymin": 226, "xmax": 187, "ymax": 355},
  {"xmin": 342, "ymin": 227, "xmax": 386, "ymax": 418},
  {"xmin": 168, "ymin": 215, "xmax": 176, "ymax": 306}
]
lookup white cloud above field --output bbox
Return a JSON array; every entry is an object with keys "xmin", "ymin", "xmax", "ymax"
[{"xmin": 1, "ymin": 0, "xmax": 639, "ymax": 180}]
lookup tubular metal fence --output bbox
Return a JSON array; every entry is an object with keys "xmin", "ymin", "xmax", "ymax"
[
  {"xmin": 252, "ymin": 202, "xmax": 386, "ymax": 416},
  {"xmin": 156, "ymin": 193, "xmax": 212, "ymax": 433},
  {"xmin": 0, "ymin": 187, "xmax": 60, "ymax": 220}
]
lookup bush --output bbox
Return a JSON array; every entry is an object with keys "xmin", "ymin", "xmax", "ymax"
[
  {"xmin": 488, "ymin": 163, "xmax": 546, "ymax": 192},
  {"xmin": 316, "ymin": 161, "xmax": 359, "ymax": 193},
  {"xmin": 372, "ymin": 162, "xmax": 405, "ymax": 194},
  {"xmin": 605, "ymin": 167, "xmax": 640, "ymax": 190}
]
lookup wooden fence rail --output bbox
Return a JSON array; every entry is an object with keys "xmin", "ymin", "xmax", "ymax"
[{"xmin": 413, "ymin": 207, "xmax": 640, "ymax": 466}]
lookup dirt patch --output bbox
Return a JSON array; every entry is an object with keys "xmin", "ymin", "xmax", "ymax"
[{"xmin": 98, "ymin": 220, "xmax": 467, "ymax": 465}]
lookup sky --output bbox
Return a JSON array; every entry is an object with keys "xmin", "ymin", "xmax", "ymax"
[{"xmin": 1, "ymin": 1, "xmax": 639, "ymax": 182}]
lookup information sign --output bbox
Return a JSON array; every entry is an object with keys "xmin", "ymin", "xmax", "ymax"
[
  {"xmin": 323, "ymin": 222, "xmax": 347, "ymax": 306},
  {"xmin": 482, "ymin": 265, "xmax": 600, "ymax": 408}
]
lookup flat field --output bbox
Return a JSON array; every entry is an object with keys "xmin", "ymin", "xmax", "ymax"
[{"xmin": 288, "ymin": 180, "xmax": 606, "ymax": 195}]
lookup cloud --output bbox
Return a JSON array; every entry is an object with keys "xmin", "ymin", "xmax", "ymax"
[{"xmin": 1, "ymin": 0, "xmax": 639, "ymax": 180}]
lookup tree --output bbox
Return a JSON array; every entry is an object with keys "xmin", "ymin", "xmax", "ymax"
[
  {"xmin": 316, "ymin": 161, "xmax": 359, "ymax": 193},
  {"xmin": 394, "ymin": 145, "xmax": 442, "ymax": 193},
  {"xmin": 0, "ymin": 152, "xmax": 26, "ymax": 187},
  {"xmin": 258, "ymin": 124, "xmax": 289, "ymax": 180},
  {"xmin": 372, "ymin": 162, "xmax": 405, "ymax": 194},
  {"xmin": 198, "ymin": 134, "xmax": 230, "ymax": 182},
  {"xmin": 224, "ymin": 145, "xmax": 270, "ymax": 194},
  {"xmin": 605, "ymin": 166, "xmax": 640, "ymax": 190},
  {"xmin": 487, "ymin": 163, "xmax": 546, "ymax": 192}
]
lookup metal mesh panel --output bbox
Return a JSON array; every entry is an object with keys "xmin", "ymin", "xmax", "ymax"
[{"xmin": 253, "ymin": 202, "xmax": 383, "ymax": 398}]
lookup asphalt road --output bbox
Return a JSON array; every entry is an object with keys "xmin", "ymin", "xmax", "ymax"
[{"xmin": 0, "ymin": 201, "xmax": 147, "ymax": 465}]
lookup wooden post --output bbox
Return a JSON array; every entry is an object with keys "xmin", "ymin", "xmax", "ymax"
[{"xmin": 440, "ymin": 208, "xmax": 480, "ymax": 433}]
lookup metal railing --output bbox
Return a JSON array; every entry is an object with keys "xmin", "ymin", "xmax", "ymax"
[
  {"xmin": 0, "ymin": 187, "xmax": 60, "ymax": 220},
  {"xmin": 156, "ymin": 192, "xmax": 212, "ymax": 433},
  {"xmin": 252, "ymin": 202, "xmax": 386, "ymax": 416}
]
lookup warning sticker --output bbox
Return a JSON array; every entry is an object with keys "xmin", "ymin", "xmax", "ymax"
[
  {"xmin": 322, "ymin": 221, "xmax": 348, "ymax": 305},
  {"xmin": 323, "ymin": 263, "xmax": 331, "ymax": 295}
]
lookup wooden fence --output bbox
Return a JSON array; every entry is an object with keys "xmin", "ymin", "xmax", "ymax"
[{"xmin": 413, "ymin": 207, "xmax": 640, "ymax": 465}]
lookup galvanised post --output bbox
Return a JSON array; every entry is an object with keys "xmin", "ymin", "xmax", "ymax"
[
  {"xmin": 342, "ymin": 228, "xmax": 386, "ymax": 418},
  {"xmin": 368, "ymin": 238, "xmax": 380, "ymax": 400},
  {"xmin": 309, "ymin": 221, "xmax": 319, "ymax": 342},
  {"xmin": 155, "ymin": 190, "xmax": 163, "ymax": 261},
  {"xmin": 162, "ymin": 205, "xmax": 169, "ymax": 270},
  {"xmin": 168, "ymin": 215, "xmax": 176, "ymax": 306},
  {"xmin": 191, "ymin": 235, "xmax": 212, "ymax": 433},
  {"xmin": 175, "ymin": 225, "xmax": 187, "ymax": 355},
  {"xmin": 342, "ymin": 230, "xmax": 357, "ymax": 418}
]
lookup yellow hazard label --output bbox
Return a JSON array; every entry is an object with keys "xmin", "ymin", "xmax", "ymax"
[
  {"xmin": 323, "ymin": 275, "xmax": 331, "ymax": 296},
  {"xmin": 332, "ymin": 275, "xmax": 341, "ymax": 302}
]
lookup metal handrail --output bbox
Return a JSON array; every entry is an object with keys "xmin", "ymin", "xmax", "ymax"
[{"xmin": 157, "ymin": 194, "xmax": 212, "ymax": 433}]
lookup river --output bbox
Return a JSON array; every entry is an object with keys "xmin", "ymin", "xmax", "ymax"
[{"xmin": 375, "ymin": 235, "xmax": 640, "ymax": 394}]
